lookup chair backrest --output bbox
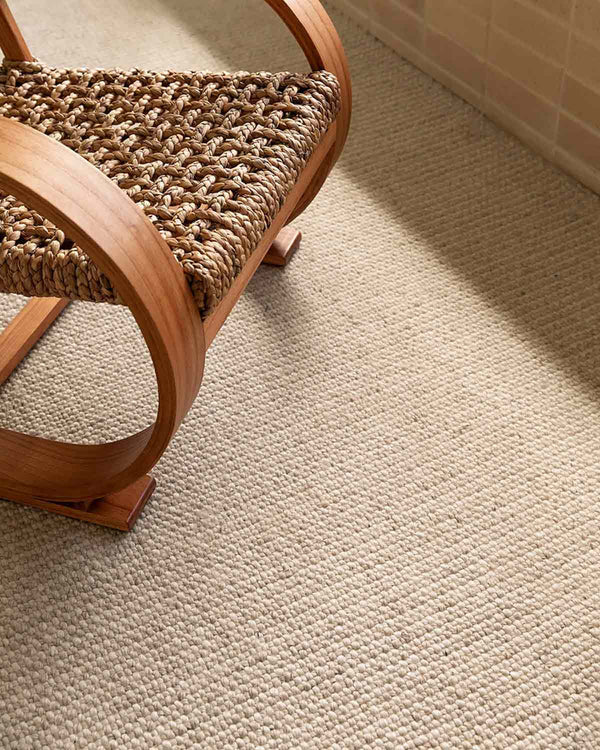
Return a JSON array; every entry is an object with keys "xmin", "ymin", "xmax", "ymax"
[{"xmin": 0, "ymin": 1, "xmax": 33, "ymax": 61}]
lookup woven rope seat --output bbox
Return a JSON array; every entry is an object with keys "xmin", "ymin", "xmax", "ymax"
[
  {"xmin": 0, "ymin": 0, "xmax": 351, "ymax": 529},
  {"xmin": 0, "ymin": 61, "xmax": 341, "ymax": 316}
]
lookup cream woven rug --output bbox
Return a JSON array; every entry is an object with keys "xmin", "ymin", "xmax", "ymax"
[{"xmin": 1, "ymin": 1, "xmax": 599, "ymax": 748}]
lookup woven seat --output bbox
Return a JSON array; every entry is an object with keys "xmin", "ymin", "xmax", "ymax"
[
  {"xmin": 0, "ymin": 0, "xmax": 351, "ymax": 529},
  {"xmin": 0, "ymin": 62, "xmax": 340, "ymax": 317}
]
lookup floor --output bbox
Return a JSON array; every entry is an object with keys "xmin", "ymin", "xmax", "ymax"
[{"xmin": 1, "ymin": 1, "xmax": 599, "ymax": 748}]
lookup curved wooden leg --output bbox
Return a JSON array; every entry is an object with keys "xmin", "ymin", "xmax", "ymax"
[
  {"xmin": 262, "ymin": 226, "xmax": 302, "ymax": 267},
  {"xmin": 0, "ymin": 295, "xmax": 156, "ymax": 530},
  {"xmin": 0, "ymin": 120, "xmax": 336, "ymax": 531},
  {"xmin": 0, "ymin": 119, "xmax": 206, "ymax": 524}
]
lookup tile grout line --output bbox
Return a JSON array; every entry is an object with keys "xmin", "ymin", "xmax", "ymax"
[
  {"xmin": 486, "ymin": 97, "xmax": 554, "ymax": 152},
  {"xmin": 482, "ymin": 0, "xmax": 494, "ymax": 115},
  {"xmin": 336, "ymin": 0, "xmax": 599, "ymax": 196},
  {"xmin": 553, "ymin": 0, "xmax": 578, "ymax": 156},
  {"xmin": 554, "ymin": 146, "xmax": 600, "ymax": 195},
  {"xmin": 518, "ymin": 0, "xmax": 572, "ymax": 29},
  {"xmin": 485, "ymin": 60, "xmax": 557, "ymax": 111},
  {"xmin": 491, "ymin": 25, "xmax": 566, "ymax": 71}
]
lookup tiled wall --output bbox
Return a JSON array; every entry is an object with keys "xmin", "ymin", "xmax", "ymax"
[{"xmin": 333, "ymin": 0, "xmax": 600, "ymax": 194}]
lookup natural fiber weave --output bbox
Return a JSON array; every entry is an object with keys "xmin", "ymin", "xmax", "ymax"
[
  {"xmin": 3, "ymin": 2, "xmax": 600, "ymax": 748},
  {"xmin": 0, "ymin": 61, "xmax": 340, "ymax": 316}
]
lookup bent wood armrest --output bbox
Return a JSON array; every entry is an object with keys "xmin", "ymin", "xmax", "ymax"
[
  {"xmin": 0, "ymin": 2, "xmax": 349, "ymax": 506},
  {"xmin": 0, "ymin": 117, "xmax": 205, "ymax": 501},
  {"xmin": 0, "ymin": 0, "xmax": 350, "ymax": 223},
  {"xmin": 264, "ymin": 0, "xmax": 351, "ymax": 163},
  {"xmin": 263, "ymin": 0, "xmax": 351, "ymax": 219},
  {"xmin": 0, "ymin": 1, "xmax": 32, "ymax": 60}
]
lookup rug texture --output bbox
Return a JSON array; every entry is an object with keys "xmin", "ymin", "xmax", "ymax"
[{"xmin": 1, "ymin": 1, "xmax": 599, "ymax": 748}]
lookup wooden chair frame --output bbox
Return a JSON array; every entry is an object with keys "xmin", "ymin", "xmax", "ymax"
[{"xmin": 0, "ymin": 0, "xmax": 351, "ymax": 529}]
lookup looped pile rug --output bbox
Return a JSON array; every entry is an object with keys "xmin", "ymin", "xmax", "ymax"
[{"xmin": 1, "ymin": 1, "xmax": 599, "ymax": 748}]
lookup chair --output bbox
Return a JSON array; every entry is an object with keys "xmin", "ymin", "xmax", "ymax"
[{"xmin": 0, "ymin": 0, "xmax": 351, "ymax": 529}]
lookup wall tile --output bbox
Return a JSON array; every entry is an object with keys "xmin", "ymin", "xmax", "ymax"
[
  {"xmin": 371, "ymin": 0, "xmax": 424, "ymax": 49},
  {"xmin": 493, "ymin": 0, "xmax": 569, "ymax": 63},
  {"xmin": 372, "ymin": 24, "xmax": 426, "ymax": 69},
  {"xmin": 395, "ymin": 0, "xmax": 425, "ymax": 15},
  {"xmin": 486, "ymin": 64, "xmax": 558, "ymax": 138},
  {"xmin": 573, "ymin": 0, "xmax": 600, "ymax": 39},
  {"xmin": 418, "ymin": 55, "xmax": 484, "ymax": 109},
  {"xmin": 555, "ymin": 147, "xmax": 600, "ymax": 193},
  {"xmin": 562, "ymin": 75, "xmax": 600, "ymax": 131},
  {"xmin": 524, "ymin": 0, "xmax": 573, "ymax": 22},
  {"xmin": 343, "ymin": 0, "xmax": 371, "ymax": 14},
  {"xmin": 333, "ymin": 0, "xmax": 370, "ymax": 24},
  {"xmin": 485, "ymin": 99, "xmax": 555, "ymax": 159},
  {"xmin": 568, "ymin": 33, "xmax": 600, "ymax": 92},
  {"xmin": 488, "ymin": 27, "xmax": 564, "ymax": 101},
  {"xmin": 557, "ymin": 113, "xmax": 600, "ymax": 170},
  {"xmin": 425, "ymin": 0, "xmax": 488, "ymax": 57},
  {"xmin": 425, "ymin": 28, "xmax": 486, "ymax": 92},
  {"xmin": 460, "ymin": 0, "xmax": 493, "ymax": 20},
  {"xmin": 329, "ymin": 0, "xmax": 600, "ymax": 195}
]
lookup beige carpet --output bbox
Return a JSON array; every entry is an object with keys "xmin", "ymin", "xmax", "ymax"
[{"xmin": 1, "ymin": 1, "xmax": 600, "ymax": 747}]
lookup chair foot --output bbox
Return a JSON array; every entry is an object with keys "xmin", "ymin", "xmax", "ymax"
[
  {"xmin": 262, "ymin": 226, "xmax": 301, "ymax": 266},
  {"xmin": 0, "ymin": 475, "xmax": 156, "ymax": 531}
]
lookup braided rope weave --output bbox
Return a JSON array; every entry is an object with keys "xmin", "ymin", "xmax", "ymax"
[{"xmin": 0, "ymin": 62, "xmax": 340, "ymax": 317}]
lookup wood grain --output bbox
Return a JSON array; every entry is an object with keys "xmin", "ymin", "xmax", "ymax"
[
  {"xmin": 0, "ymin": 1, "xmax": 33, "ymax": 60},
  {"xmin": 2, "ymin": 475, "xmax": 156, "ymax": 530},
  {"xmin": 264, "ymin": 0, "xmax": 352, "ymax": 220},
  {"xmin": 0, "ymin": 117, "xmax": 206, "ymax": 503},
  {"xmin": 263, "ymin": 226, "xmax": 302, "ymax": 266},
  {"xmin": 0, "ymin": 0, "xmax": 351, "ymax": 526},
  {"xmin": 0, "ymin": 118, "xmax": 336, "ymax": 504},
  {"xmin": 0, "ymin": 298, "xmax": 68, "ymax": 387}
]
